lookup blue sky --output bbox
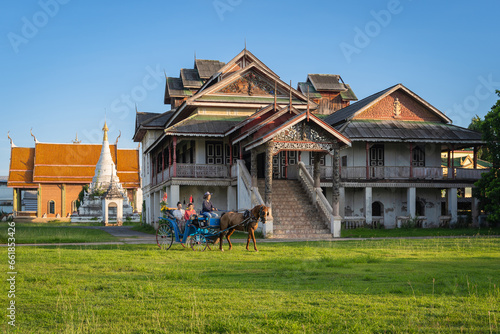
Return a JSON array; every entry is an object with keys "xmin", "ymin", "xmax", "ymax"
[{"xmin": 1, "ymin": 0, "xmax": 500, "ymax": 175}]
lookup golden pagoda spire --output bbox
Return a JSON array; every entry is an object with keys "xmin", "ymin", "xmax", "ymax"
[{"xmin": 103, "ymin": 121, "xmax": 109, "ymax": 142}]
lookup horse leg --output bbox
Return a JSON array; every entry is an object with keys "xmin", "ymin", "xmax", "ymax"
[
  {"xmin": 226, "ymin": 229, "xmax": 235, "ymax": 251},
  {"xmin": 251, "ymin": 228, "xmax": 258, "ymax": 251},
  {"xmin": 219, "ymin": 232, "xmax": 224, "ymax": 252}
]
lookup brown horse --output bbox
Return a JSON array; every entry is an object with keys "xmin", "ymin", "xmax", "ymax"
[{"xmin": 219, "ymin": 205, "xmax": 269, "ymax": 252}]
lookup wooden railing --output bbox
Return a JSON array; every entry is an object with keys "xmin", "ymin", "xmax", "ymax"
[
  {"xmin": 304, "ymin": 165, "xmax": 334, "ymax": 179},
  {"xmin": 151, "ymin": 164, "xmax": 230, "ymax": 186},
  {"xmin": 341, "ymin": 166, "xmax": 444, "ymax": 180}
]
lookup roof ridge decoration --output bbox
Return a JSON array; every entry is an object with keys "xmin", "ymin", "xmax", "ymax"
[
  {"xmin": 30, "ymin": 128, "xmax": 39, "ymax": 143},
  {"xmin": 7, "ymin": 131, "xmax": 16, "ymax": 148},
  {"xmin": 217, "ymin": 48, "xmax": 279, "ymax": 79}
]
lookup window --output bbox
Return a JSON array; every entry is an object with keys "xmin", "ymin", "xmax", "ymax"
[
  {"xmin": 71, "ymin": 201, "xmax": 77, "ymax": 213},
  {"xmin": 206, "ymin": 141, "xmax": 223, "ymax": 164},
  {"xmin": 412, "ymin": 146, "xmax": 425, "ymax": 167},
  {"xmin": 310, "ymin": 153, "xmax": 326, "ymax": 166},
  {"xmin": 341, "ymin": 156, "xmax": 347, "ymax": 167},
  {"xmin": 370, "ymin": 144, "xmax": 384, "ymax": 166},
  {"xmin": 48, "ymin": 200, "xmax": 55, "ymax": 214}
]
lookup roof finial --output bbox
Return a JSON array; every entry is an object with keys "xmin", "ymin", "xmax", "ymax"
[
  {"xmin": 115, "ymin": 130, "xmax": 121, "ymax": 146},
  {"xmin": 30, "ymin": 128, "xmax": 39, "ymax": 143},
  {"xmin": 289, "ymin": 80, "xmax": 292, "ymax": 113},
  {"xmin": 135, "ymin": 103, "xmax": 138, "ymax": 113},
  {"xmin": 307, "ymin": 85, "xmax": 310, "ymax": 122},
  {"xmin": 164, "ymin": 69, "xmax": 167, "ymax": 79},
  {"xmin": 72, "ymin": 132, "xmax": 81, "ymax": 144},
  {"xmin": 103, "ymin": 121, "xmax": 109, "ymax": 142},
  {"xmin": 274, "ymin": 81, "xmax": 277, "ymax": 111},
  {"xmin": 7, "ymin": 131, "xmax": 16, "ymax": 148}
]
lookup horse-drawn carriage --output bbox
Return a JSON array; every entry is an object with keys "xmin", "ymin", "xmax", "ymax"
[{"xmin": 156, "ymin": 205, "xmax": 269, "ymax": 252}]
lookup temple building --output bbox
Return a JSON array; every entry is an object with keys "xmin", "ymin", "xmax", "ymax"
[
  {"xmin": 134, "ymin": 49, "xmax": 485, "ymax": 238},
  {"xmin": 7, "ymin": 125, "xmax": 142, "ymax": 221}
]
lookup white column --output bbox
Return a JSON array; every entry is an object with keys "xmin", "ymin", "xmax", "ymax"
[
  {"xmin": 170, "ymin": 185, "xmax": 180, "ymax": 208},
  {"xmin": 117, "ymin": 200, "xmax": 123, "ymax": 225},
  {"xmin": 365, "ymin": 187, "xmax": 372, "ymax": 225},
  {"xmin": 339, "ymin": 187, "xmax": 345, "ymax": 217},
  {"xmin": 448, "ymin": 188, "xmax": 458, "ymax": 225},
  {"xmin": 227, "ymin": 186, "xmax": 237, "ymax": 211},
  {"xmin": 407, "ymin": 187, "xmax": 416, "ymax": 218}
]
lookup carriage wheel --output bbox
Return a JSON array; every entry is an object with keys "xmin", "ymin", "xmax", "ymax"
[
  {"xmin": 156, "ymin": 224, "xmax": 174, "ymax": 250},
  {"xmin": 189, "ymin": 233, "xmax": 207, "ymax": 251}
]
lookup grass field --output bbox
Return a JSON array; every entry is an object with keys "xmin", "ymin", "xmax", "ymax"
[
  {"xmin": 0, "ymin": 223, "xmax": 118, "ymax": 244},
  {"xmin": 341, "ymin": 226, "xmax": 500, "ymax": 238},
  {"xmin": 1, "ymin": 238, "xmax": 499, "ymax": 333}
]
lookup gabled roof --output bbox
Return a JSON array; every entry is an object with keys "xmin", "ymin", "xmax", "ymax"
[
  {"xmin": 165, "ymin": 77, "xmax": 194, "ymax": 99},
  {"xmin": 195, "ymin": 59, "xmax": 225, "ymax": 79},
  {"xmin": 244, "ymin": 112, "xmax": 351, "ymax": 151},
  {"xmin": 133, "ymin": 110, "xmax": 174, "ymax": 142},
  {"xmin": 217, "ymin": 49, "xmax": 279, "ymax": 79},
  {"xmin": 325, "ymin": 84, "xmax": 451, "ymax": 126},
  {"xmin": 340, "ymin": 84, "xmax": 358, "ymax": 101},
  {"xmin": 307, "ymin": 74, "xmax": 346, "ymax": 91},
  {"xmin": 180, "ymin": 68, "xmax": 203, "ymax": 88},
  {"xmin": 8, "ymin": 147, "xmax": 36, "ymax": 188},
  {"xmin": 297, "ymin": 81, "xmax": 322, "ymax": 99}
]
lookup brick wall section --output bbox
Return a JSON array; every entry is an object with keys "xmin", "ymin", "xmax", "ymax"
[
  {"xmin": 353, "ymin": 90, "xmax": 441, "ymax": 122},
  {"xmin": 40, "ymin": 184, "xmax": 62, "ymax": 218},
  {"xmin": 66, "ymin": 185, "xmax": 84, "ymax": 215}
]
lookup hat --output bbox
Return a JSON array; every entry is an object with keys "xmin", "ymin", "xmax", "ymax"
[{"xmin": 204, "ymin": 191, "xmax": 211, "ymax": 196}]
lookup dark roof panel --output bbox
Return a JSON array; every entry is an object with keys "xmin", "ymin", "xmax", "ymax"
[
  {"xmin": 195, "ymin": 59, "xmax": 226, "ymax": 79},
  {"xmin": 180, "ymin": 68, "xmax": 203, "ymax": 88},
  {"xmin": 308, "ymin": 74, "xmax": 346, "ymax": 91},
  {"xmin": 340, "ymin": 84, "xmax": 358, "ymax": 101},
  {"xmin": 166, "ymin": 77, "xmax": 193, "ymax": 97},
  {"xmin": 297, "ymin": 82, "xmax": 322, "ymax": 99},
  {"xmin": 165, "ymin": 115, "xmax": 246, "ymax": 135},
  {"xmin": 342, "ymin": 120, "xmax": 484, "ymax": 144}
]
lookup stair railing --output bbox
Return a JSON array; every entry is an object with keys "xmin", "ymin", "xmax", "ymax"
[{"xmin": 298, "ymin": 161, "xmax": 338, "ymax": 237}]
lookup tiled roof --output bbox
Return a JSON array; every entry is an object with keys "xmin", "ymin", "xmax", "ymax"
[
  {"xmin": 195, "ymin": 59, "xmax": 225, "ymax": 79},
  {"xmin": 165, "ymin": 77, "xmax": 193, "ymax": 97},
  {"xmin": 340, "ymin": 84, "xmax": 358, "ymax": 101},
  {"xmin": 341, "ymin": 120, "xmax": 484, "ymax": 144},
  {"xmin": 180, "ymin": 68, "xmax": 203, "ymax": 88},
  {"xmin": 8, "ymin": 143, "xmax": 140, "ymax": 188},
  {"xmin": 165, "ymin": 115, "xmax": 247, "ymax": 136},
  {"xmin": 297, "ymin": 82, "xmax": 322, "ymax": 99},
  {"xmin": 308, "ymin": 74, "xmax": 346, "ymax": 91}
]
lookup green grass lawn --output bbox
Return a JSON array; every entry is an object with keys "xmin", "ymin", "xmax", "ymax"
[
  {"xmin": 1, "ymin": 238, "xmax": 498, "ymax": 333},
  {"xmin": 0, "ymin": 223, "xmax": 118, "ymax": 244},
  {"xmin": 342, "ymin": 226, "xmax": 500, "ymax": 238}
]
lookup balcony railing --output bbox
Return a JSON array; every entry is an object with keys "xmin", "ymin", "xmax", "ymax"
[
  {"xmin": 151, "ymin": 164, "xmax": 231, "ymax": 186},
  {"xmin": 340, "ymin": 166, "xmax": 487, "ymax": 181}
]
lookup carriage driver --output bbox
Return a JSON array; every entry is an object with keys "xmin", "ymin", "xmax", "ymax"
[{"xmin": 201, "ymin": 192, "xmax": 218, "ymax": 218}]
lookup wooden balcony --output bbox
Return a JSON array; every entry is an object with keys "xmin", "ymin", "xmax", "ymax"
[
  {"xmin": 340, "ymin": 166, "xmax": 488, "ymax": 181},
  {"xmin": 151, "ymin": 164, "xmax": 231, "ymax": 186}
]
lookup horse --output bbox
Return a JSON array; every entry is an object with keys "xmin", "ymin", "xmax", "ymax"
[{"xmin": 219, "ymin": 204, "xmax": 270, "ymax": 252}]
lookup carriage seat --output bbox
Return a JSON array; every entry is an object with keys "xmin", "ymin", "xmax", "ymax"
[{"xmin": 197, "ymin": 214, "xmax": 220, "ymax": 228}]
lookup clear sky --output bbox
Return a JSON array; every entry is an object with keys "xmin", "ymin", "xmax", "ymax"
[{"xmin": 1, "ymin": 0, "xmax": 500, "ymax": 176}]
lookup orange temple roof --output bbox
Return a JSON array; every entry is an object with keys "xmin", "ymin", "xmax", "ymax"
[{"xmin": 8, "ymin": 143, "xmax": 140, "ymax": 188}]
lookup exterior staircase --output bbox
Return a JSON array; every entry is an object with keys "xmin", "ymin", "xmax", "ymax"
[{"xmin": 258, "ymin": 179, "xmax": 333, "ymax": 239}]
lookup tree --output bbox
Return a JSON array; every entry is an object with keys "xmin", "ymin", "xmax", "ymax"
[
  {"xmin": 468, "ymin": 115, "xmax": 490, "ymax": 161},
  {"xmin": 474, "ymin": 91, "xmax": 500, "ymax": 225}
]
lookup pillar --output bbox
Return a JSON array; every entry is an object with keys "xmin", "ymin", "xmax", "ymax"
[
  {"xmin": 37, "ymin": 185, "xmax": 42, "ymax": 218},
  {"xmin": 13, "ymin": 189, "xmax": 18, "ymax": 215},
  {"xmin": 265, "ymin": 142, "xmax": 273, "ymax": 207},
  {"xmin": 251, "ymin": 149, "xmax": 257, "ymax": 188},
  {"xmin": 407, "ymin": 187, "xmax": 416, "ymax": 218},
  {"xmin": 339, "ymin": 187, "xmax": 345, "ymax": 217},
  {"xmin": 313, "ymin": 152, "xmax": 321, "ymax": 188},
  {"xmin": 366, "ymin": 142, "xmax": 370, "ymax": 179},
  {"xmin": 332, "ymin": 146, "xmax": 340, "ymax": 217},
  {"xmin": 170, "ymin": 185, "xmax": 180, "ymax": 209},
  {"xmin": 172, "ymin": 136, "xmax": 177, "ymax": 177},
  {"xmin": 473, "ymin": 146, "xmax": 478, "ymax": 169},
  {"xmin": 471, "ymin": 197, "xmax": 479, "ymax": 227},
  {"xmin": 448, "ymin": 188, "xmax": 458, "ymax": 225},
  {"xmin": 227, "ymin": 186, "xmax": 237, "ymax": 211},
  {"xmin": 365, "ymin": 187, "xmax": 372, "ymax": 225},
  {"xmin": 61, "ymin": 184, "xmax": 66, "ymax": 218}
]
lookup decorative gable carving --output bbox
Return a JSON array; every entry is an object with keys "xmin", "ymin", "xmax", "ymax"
[
  {"xmin": 275, "ymin": 122, "xmax": 333, "ymax": 143},
  {"xmin": 354, "ymin": 90, "xmax": 441, "ymax": 122},
  {"xmin": 217, "ymin": 71, "xmax": 286, "ymax": 96}
]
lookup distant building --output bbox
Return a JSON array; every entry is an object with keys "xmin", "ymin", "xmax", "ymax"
[
  {"xmin": 0, "ymin": 176, "xmax": 13, "ymax": 213},
  {"xmin": 7, "ymin": 129, "xmax": 142, "ymax": 220}
]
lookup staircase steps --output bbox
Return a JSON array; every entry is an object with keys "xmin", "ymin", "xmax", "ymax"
[{"xmin": 258, "ymin": 179, "xmax": 332, "ymax": 239}]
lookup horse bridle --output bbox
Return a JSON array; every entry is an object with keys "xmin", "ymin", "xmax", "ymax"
[{"xmin": 258, "ymin": 206, "xmax": 266, "ymax": 224}]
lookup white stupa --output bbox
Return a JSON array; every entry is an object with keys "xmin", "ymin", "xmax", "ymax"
[
  {"xmin": 90, "ymin": 121, "xmax": 122, "ymax": 191},
  {"xmin": 71, "ymin": 121, "xmax": 139, "ymax": 225}
]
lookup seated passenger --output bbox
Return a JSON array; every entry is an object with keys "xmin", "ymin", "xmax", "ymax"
[
  {"xmin": 173, "ymin": 202, "xmax": 185, "ymax": 231},
  {"xmin": 201, "ymin": 192, "xmax": 218, "ymax": 218},
  {"xmin": 184, "ymin": 202, "xmax": 196, "ymax": 221}
]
